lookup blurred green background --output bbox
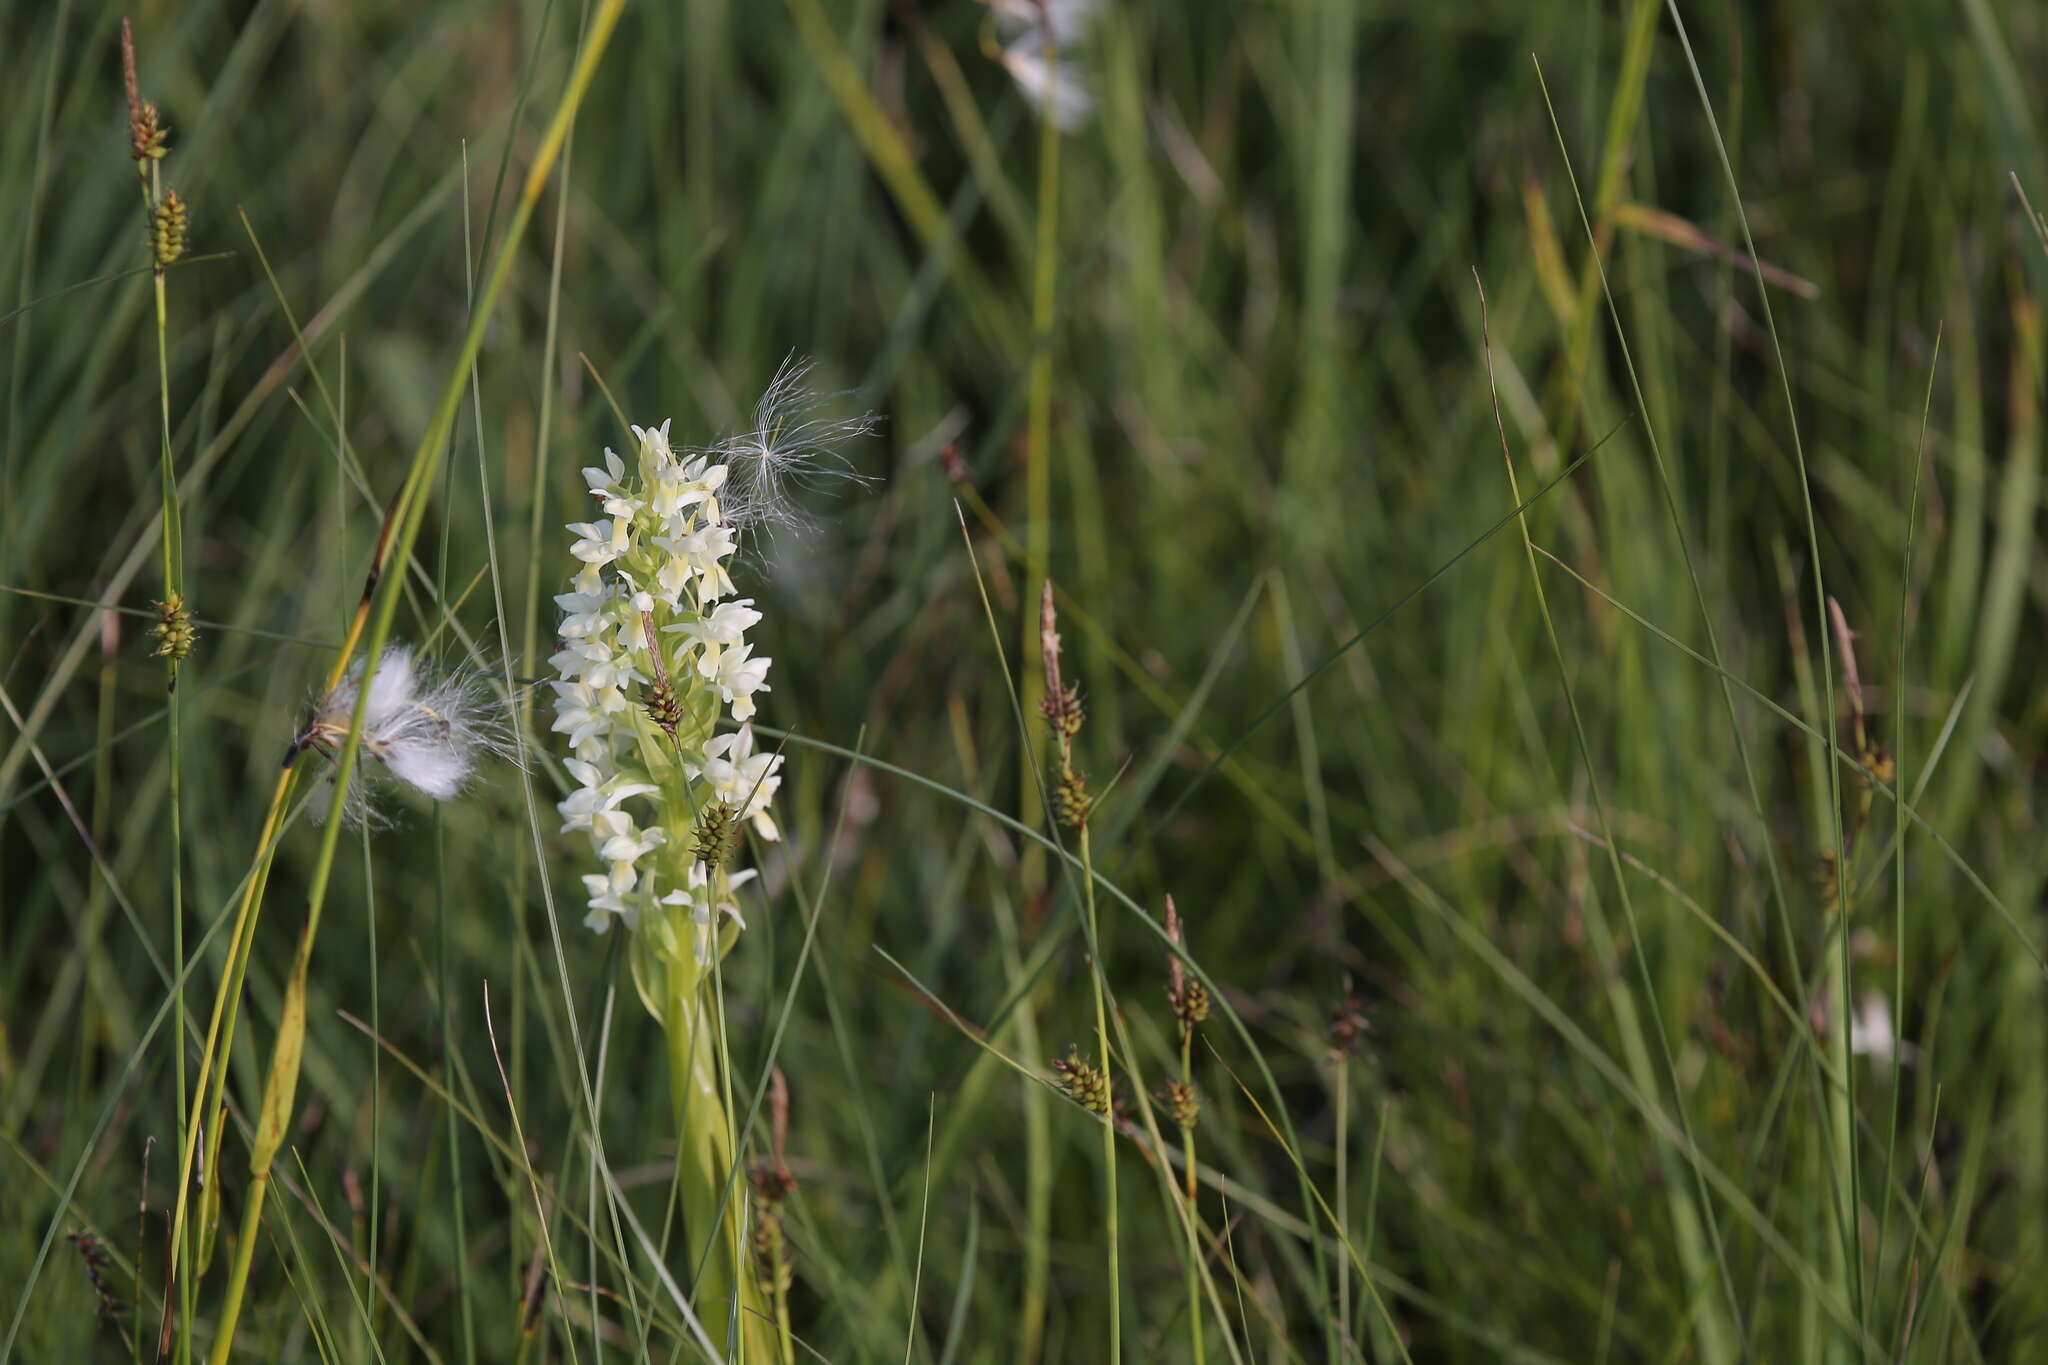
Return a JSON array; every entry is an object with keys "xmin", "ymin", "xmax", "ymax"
[{"xmin": 6, "ymin": 0, "xmax": 2048, "ymax": 1359}]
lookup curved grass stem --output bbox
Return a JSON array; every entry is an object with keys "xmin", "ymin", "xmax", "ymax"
[
  {"xmin": 1078, "ymin": 825, "xmax": 1121, "ymax": 1364},
  {"xmin": 1182, "ymin": 1029, "xmax": 1205, "ymax": 1365},
  {"xmin": 163, "ymin": 761, "xmax": 297, "ymax": 1358}
]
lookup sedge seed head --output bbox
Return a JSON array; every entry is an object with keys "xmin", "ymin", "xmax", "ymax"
[
  {"xmin": 121, "ymin": 20, "xmax": 169, "ymax": 164},
  {"xmin": 1327, "ymin": 981, "xmax": 1370, "ymax": 1058},
  {"xmin": 149, "ymin": 592, "xmax": 197, "ymax": 664},
  {"xmin": 644, "ymin": 676, "xmax": 684, "ymax": 737},
  {"xmin": 749, "ymin": 1159, "xmax": 798, "ymax": 1207},
  {"xmin": 750, "ymin": 1200, "xmax": 794, "ymax": 1293},
  {"xmin": 1159, "ymin": 1080, "xmax": 1200, "ymax": 1130},
  {"xmin": 691, "ymin": 800, "xmax": 741, "ymax": 868},
  {"xmin": 1164, "ymin": 895, "xmax": 1209, "ymax": 1027},
  {"xmin": 1052, "ymin": 767, "xmax": 1092, "ymax": 828},
  {"xmin": 67, "ymin": 1232, "xmax": 122, "ymax": 1322},
  {"xmin": 130, "ymin": 101, "xmax": 168, "ymax": 163},
  {"xmin": 151, "ymin": 191, "xmax": 188, "ymax": 266},
  {"xmin": 1039, "ymin": 681, "xmax": 1085, "ymax": 738},
  {"xmin": 1052, "ymin": 1047, "xmax": 1111, "ymax": 1114}
]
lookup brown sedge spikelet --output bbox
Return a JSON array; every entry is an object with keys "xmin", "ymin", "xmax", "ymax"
[
  {"xmin": 750, "ymin": 1160, "xmax": 798, "ymax": 1206},
  {"xmin": 121, "ymin": 20, "xmax": 168, "ymax": 165},
  {"xmin": 1039, "ymin": 678, "xmax": 1085, "ymax": 738},
  {"xmin": 1052, "ymin": 1046, "xmax": 1111, "ymax": 1114},
  {"xmin": 747, "ymin": 1067, "xmax": 798, "ymax": 1294},
  {"xmin": 1038, "ymin": 581, "xmax": 1092, "ymax": 826},
  {"xmin": 637, "ymin": 611, "xmax": 687, "ymax": 738},
  {"xmin": 748, "ymin": 1157, "xmax": 797, "ymax": 1298},
  {"xmin": 67, "ymin": 1231, "xmax": 124, "ymax": 1322},
  {"xmin": 1052, "ymin": 767, "xmax": 1093, "ymax": 828},
  {"xmin": 1823, "ymin": 598, "xmax": 1901, "ymax": 917},
  {"xmin": 123, "ymin": 21, "xmax": 184, "ymax": 273},
  {"xmin": 1827, "ymin": 596, "xmax": 1876, "ymax": 777},
  {"xmin": 644, "ymin": 678, "xmax": 684, "ymax": 736},
  {"xmin": 1327, "ymin": 977, "xmax": 1370, "ymax": 1058},
  {"xmin": 1163, "ymin": 895, "xmax": 1209, "ymax": 1030},
  {"xmin": 750, "ymin": 1198, "xmax": 794, "ymax": 1295},
  {"xmin": 1828, "ymin": 594, "xmax": 1895, "ymax": 788},
  {"xmin": 1158, "ymin": 1079, "xmax": 1200, "ymax": 1130},
  {"xmin": 1037, "ymin": 580, "xmax": 1083, "ymax": 736}
]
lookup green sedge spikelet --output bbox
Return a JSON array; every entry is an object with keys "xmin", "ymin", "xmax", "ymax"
[
  {"xmin": 692, "ymin": 801, "xmax": 740, "ymax": 868},
  {"xmin": 148, "ymin": 592, "xmax": 197, "ymax": 665},
  {"xmin": 151, "ymin": 190, "xmax": 188, "ymax": 266},
  {"xmin": 1053, "ymin": 1047, "xmax": 1111, "ymax": 1115}
]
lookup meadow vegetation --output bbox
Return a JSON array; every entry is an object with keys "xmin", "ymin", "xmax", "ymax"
[{"xmin": 5, "ymin": 0, "xmax": 2048, "ymax": 1360}]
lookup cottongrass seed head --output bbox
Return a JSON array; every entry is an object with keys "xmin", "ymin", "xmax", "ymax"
[
  {"xmin": 995, "ymin": 40, "xmax": 1094, "ymax": 131},
  {"xmin": 985, "ymin": 0, "xmax": 1099, "ymax": 46},
  {"xmin": 987, "ymin": 0, "xmax": 1100, "ymax": 131},
  {"xmin": 298, "ymin": 643, "xmax": 512, "ymax": 825},
  {"xmin": 709, "ymin": 355, "xmax": 879, "ymax": 534}
]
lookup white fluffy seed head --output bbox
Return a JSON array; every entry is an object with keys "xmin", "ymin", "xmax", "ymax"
[
  {"xmin": 986, "ymin": 0, "xmax": 1099, "ymax": 46},
  {"xmin": 360, "ymin": 645, "xmax": 418, "ymax": 731},
  {"xmin": 303, "ymin": 644, "xmax": 513, "ymax": 825},
  {"xmin": 986, "ymin": 0, "xmax": 1099, "ymax": 131},
  {"xmin": 997, "ymin": 38, "xmax": 1094, "ymax": 131}
]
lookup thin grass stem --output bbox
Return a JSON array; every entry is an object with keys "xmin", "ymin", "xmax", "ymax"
[
  {"xmin": 1659, "ymin": 9, "xmax": 1865, "ymax": 1341},
  {"xmin": 1078, "ymin": 824, "xmax": 1121, "ymax": 1363},
  {"xmin": 1477, "ymin": 271, "xmax": 1741, "ymax": 1362}
]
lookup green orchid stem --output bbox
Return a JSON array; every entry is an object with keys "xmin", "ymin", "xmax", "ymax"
[
  {"xmin": 667, "ymin": 949, "xmax": 775, "ymax": 1362},
  {"xmin": 206, "ymin": 1174, "xmax": 268, "ymax": 1365}
]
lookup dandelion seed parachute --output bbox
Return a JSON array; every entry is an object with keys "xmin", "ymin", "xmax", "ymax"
[{"xmin": 707, "ymin": 355, "xmax": 880, "ymax": 534}]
